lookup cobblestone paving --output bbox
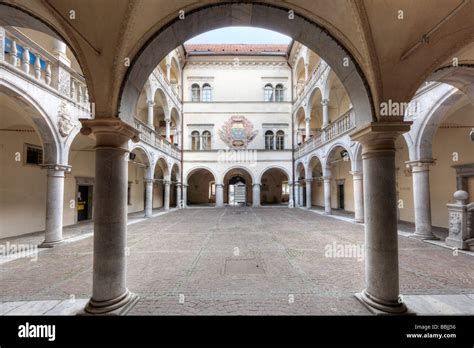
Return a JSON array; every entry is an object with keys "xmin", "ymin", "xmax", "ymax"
[{"xmin": 1, "ymin": 207, "xmax": 473, "ymax": 315}]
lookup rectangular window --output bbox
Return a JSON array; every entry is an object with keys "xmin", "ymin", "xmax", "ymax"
[
  {"xmin": 25, "ymin": 144, "xmax": 43, "ymax": 165},
  {"xmin": 128, "ymin": 182, "xmax": 132, "ymax": 205}
]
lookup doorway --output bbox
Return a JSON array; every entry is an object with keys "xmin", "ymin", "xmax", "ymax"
[
  {"xmin": 337, "ymin": 184, "xmax": 345, "ymax": 210},
  {"xmin": 77, "ymin": 185, "xmax": 93, "ymax": 221}
]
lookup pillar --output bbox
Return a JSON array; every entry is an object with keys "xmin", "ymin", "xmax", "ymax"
[
  {"xmin": 147, "ymin": 101, "xmax": 155, "ymax": 130},
  {"xmin": 80, "ymin": 119, "xmax": 140, "ymax": 314},
  {"xmin": 176, "ymin": 183, "xmax": 182, "ymax": 208},
  {"xmin": 166, "ymin": 63, "xmax": 171, "ymax": 82},
  {"xmin": 407, "ymin": 160, "xmax": 437, "ymax": 240},
  {"xmin": 305, "ymin": 118, "xmax": 311, "ymax": 140},
  {"xmin": 253, "ymin": 184, "xmax": 261, "ymax": 207},
  {"xmin": 289, "ymin": 183, "xmax": 294, "ymax": 208},
  {"xmin": 164, "ymin": 180, "xmax": 170, "ymax": 211},
  {"xmin": 304, "ymin": 63, "xmax": 309, "ymax": 81},
  {"xmin": 306, "ymin": 179, "xmax": 312, "ymax": 209},
  {"xmin": 144, "ymin": 178, "xmax": 153, "ymax": 218},
  {"xmin": 323, "ymin": 175, "xmax": 332, "ymax": 214},
  {"xmin": 182, "ymin": 184, "xmax": 188, "ymax": 208},
  {"xmin": 165, "ymin": 118, "xmax": 171, "ymax": 142},
  {"xmin": 216, "ymin": 184, "xmax": 224, "ymax": 207},
  {"xmin": 39, "ymin": 164, "xmax": 70, "ymax": 248},
  {"xmin": 294, "ymin": 182, "xmax": 300, "ymax": 207},
  {"xmin": 351, "ymin": 122, "xmax": 411, "ymax": 314},
  {"xmin": 351, "ymin": 171, "xmax": 364, "ymax": 223},
  {"xmin": 322, "ymin": 99, "xmax": 329, "ymax": 129},
  {"xmin": 299, "ymin": 181, "xmax": 304, "ymax": 207}
]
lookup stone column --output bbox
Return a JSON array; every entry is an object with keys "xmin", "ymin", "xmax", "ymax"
[
  {"xmin": 407, "ymin": 160, "xmax": 437, "ymax": 240},
  {"xmin": 39, "ymin": 164, "xmax": 70, "ymax": 248},
  {"xmin": 144, "ymin": 178, "xmax": 153, "ymax": 218},
  {"xmin": 294, "ymin": 182, "xmax": 300, "ymax": 207},
  {"xmin": 351, "ymin": 121, "xmax": 411, "ymax": 314},
  {"xmin": 176, "ymin": 183, "xmax": 182, "ymax": 208},
  {"xmin": 166, "ymin": 63, "xmax": 171, "ymax": 82},
  {"xmin": 322, "ymin": 99, "xmax": 330, "ymax": 129},
  {"xmin": 299, "ymin": 181, "xmax": 305, "ymax": 207},
  {"xmin": 165, "ymin": 118, "xmax": 171, "ymax": 142},
  {"xmin": 323, "ymin": 175, "xmax": 332, "ymax": 214},
  {"xmin": 305, "ymin": 118, "xmax": 311, "ymax": 140},
  {"xmin": 182, "ymin": 184, "xmax": 188, "ymax": 208},
  {"xmin": 80, "ymin": 119, "xmax": 140, "ymax": 314},
  {"xmin": 304, "ymin": 63, "xmax": 309, "ymax": 81},
  {"xmin": 216, "ymin": 184, "xmax": 224, "ymax": 207},
  {"xmin": 147, "ymin": 101, "xmax": 155, "ymax": 130},
  {"xmin": 164, "ymin": 180, "xmax": 170, "ymax": 211},
  {"xmin": 289, "ymin": 183, "xmax": 294, "ymax": 208},
  {"xmin": 253, "ymin": 183, "xmax": 261, "ymax": 207},
  {"xmin": 350, "ymin": 171, "xmax": 364, "ymax": 223},
  {"xmin": 306, "ymin": 179, "xmax": 312, "ymax": 209}
]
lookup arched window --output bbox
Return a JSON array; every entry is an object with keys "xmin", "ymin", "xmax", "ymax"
[
  {"xmin": 191, "ymin": 84, "xmax": 200, "ymax": 102},
  {"xmin": 202, "ymin": 84, "xmax": 212, "ymax": 102},
  {"xmin": 265, "ymin": 130, "xmax": 274, "ymax": 150},
  {"xmin": 275, "ymin": 84, "xmax": 284, "ymax": 102},
  {"xmin": 202, "ymin": 130, "xmax": 211, "ymax": 150},
  {"xmin": 264, "ymin": 84, "xmax": 274, "ymax": 102},
  {"xmin": 191, "ymin": 131, "xmax": 200, "ymax": 150},
  {"xmin": 276, "ymin": 130, "xmax": 285, "ymax": 150}
]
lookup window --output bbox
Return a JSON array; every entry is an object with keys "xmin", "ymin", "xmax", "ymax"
[
  {"xmin": 191, "ymin": 84, "xmax": 200, "ymax": 102},
  {"xmin": 276, "ymin": 130, "xmax": 285, "ymax": 150},
  {"xmin": 281, "ymin": 182, "xmax": 289, "ymax": 195},
  {"xmin": 191, "ymin": 131, "xmax": 200, "ymax": 150},
  {"xmin": 202, "ymin": 130, "xmax": 211, "ymax": 150},
  {"xmin": 264, "ymin": 84, "xmax": 274, "ymax": 102},
  {"xmin": 127, "ymin": 182, "xmax": 132, "ymax": 205},
  {"xmin": 25, "ymin": 144, "xmax": 43, "ymax": 165},
  {"xmin": 209, "ymin": 182, "xmax": 216, "ymax": 197},
  {"xmin": 265, "ymin": 130, "xmax": 274, "ymax": 150},
  {"xmin": 202, "ymin": 84, "xmax": 212, "ymax": 102},
  {"xmin": 275, "ymin": 84, "xmax": 284, "ymax": 102}
]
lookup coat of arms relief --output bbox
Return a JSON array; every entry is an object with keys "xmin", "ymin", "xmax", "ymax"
[{"xmin": 219, "ymin": 115, "xmax": 258, "ymax": 149}]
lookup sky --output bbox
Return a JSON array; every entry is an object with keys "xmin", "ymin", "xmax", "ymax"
[{"xmin": 185, "ymin": 27, "xmax": 292, "ymax": 44}]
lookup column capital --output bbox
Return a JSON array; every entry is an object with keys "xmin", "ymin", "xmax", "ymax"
[
  {"xmin": 163, "ymin": 180, "xmax": 171, "ymax": 185},
  {"xmin": 322, "ymin": 98, "xmax": 330, "ymax": 106},
  {"xmin": 405, "ymin": 159, "xmax": 435, "ymax": 171},
  {"xmin": 349, "ymin": 171, "xmax": 363, "ymax": 178},
  {"xmin": 215, "ymin": 183, "xmax": 224, "ymax": 188},
  {"xmin": 80, "ymin": 118, "xmax": 140, "ymax": 147},
  {"xmin": 323, "ymin": 176, "xmax": 331, "ymax": 182},
  {"xmin": 350, "ymin": 121, "xmax": 412, "ymax": 155},
  {"xmin": 147, "ymin": 100, "xmax": 155, "ymax": 107},
  {"xmin": 40, "ymin": 164, "xmax": 71, "ymax": 172},
  {"xmin": 145, "ymin": 178, "xmax": 154, "ymax": 184},
  {"xmin": 305, "ymin": 178, "xmax": 313, "ymax": 183},
  {"xmin": 252, "ymin": 183, "xmax": 261, "ymax": 187}
]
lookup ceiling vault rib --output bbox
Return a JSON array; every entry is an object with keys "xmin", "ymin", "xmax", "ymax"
[
  {"xmin": 43, "ymin": 0, "xmax": 101, "ymax": 56},
  {"xmin": 400, "ymin": 0, "xmax": 470, "ymax": 61}
]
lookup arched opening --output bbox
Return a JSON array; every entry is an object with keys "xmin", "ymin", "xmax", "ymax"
[
  {"xmin": 260, "ymin": 168, "xmax": 289, "ymax": 205},
  {"xmin": 154, "ymin": 157, "xmax": 170, "ymax": 209},
  {"xmin": 223, "ymin": 167, "xmax": 253, "ymax": 206},
  {"xmin": 127, "ymin": 147, "xmax": 151, "ymax": 215},
  {"xmin": 325, "ymin": 145, "xmax": 353, "ymax": 214},
  {"xmin": 186, "ymin": 168, "xmax": 216, "ymax": 206},
  {"xmin": 308, "ymin": 156, "xmax": 324, "ymax": 209},
  {"xmin": 308, "ymin": 87, "xmax": 323, "ymax": 131},
  {"xmin": 294, "ymin": 57, "xmax": 306, "ymax": 97},
  {"xmin": 295, "ymin": 162, "xmax": 306, "ymax": 207},
  {"xmin": 295, "ymin": 107, "xmax": 307, "ymax": 145}
]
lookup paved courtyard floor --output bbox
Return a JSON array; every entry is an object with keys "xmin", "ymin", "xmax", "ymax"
[{"xmin": 1, "ymin": 207, "xmax": 473, "ymax": 315}]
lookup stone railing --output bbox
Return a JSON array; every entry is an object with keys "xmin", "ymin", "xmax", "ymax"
[
  {"xmin": 293, "ymin": 60, "xmax": 329, "ymax": 109},
  {"xmin": 134, "ymin": 118, "xmax": 181, "ymax": 159},
  {"xmin": 295, "ymin": 108, "xmax": 355, "ymax": 158},
  {"xmin": 153, "ymin": 67, "xmax": 181, "ymax": 111},
  {"xmin": 0, "ymin": 27, "xmax": 89, "ymax": 111}
]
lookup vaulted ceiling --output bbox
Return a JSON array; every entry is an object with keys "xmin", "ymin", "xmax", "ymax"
[{"xmin": 1, "ymin": 0, "xmax": 473, "ymax": 120}]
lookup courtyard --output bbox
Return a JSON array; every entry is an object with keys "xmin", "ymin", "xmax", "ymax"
[{"xmin": 1, "ymin": 208, "xmax": 473, "ymax": 315}]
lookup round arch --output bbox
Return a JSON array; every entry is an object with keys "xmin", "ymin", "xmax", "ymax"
[
  {"xmin": 154, "ymin": 156, "xmax": 170, "ymax": 179},
  {"xmin": 185, "ymin": 166, "xmax": 217, "ymax": 185},
  {"xmin": 221, "ymin": 165, "xmax": 256, "ymax": 185},
  {"xmin": 119, "ymin": 2, "xmax": 374, "ymax": 127},
  {"xmin": 257, "ymin": 165, "xmax": 290, "ymax": 184},
  {"xmin": 0, "ymin": 82, "xmax": 61, "ymax": 164},
  {"xmin": 324, "ymin": 142, "xmax": 354, "ymax": 170}
]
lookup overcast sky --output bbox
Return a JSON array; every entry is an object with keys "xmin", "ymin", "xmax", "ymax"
[{"xmin": 186, "ymin": 27, "xmax": 292, "ymax": 44}]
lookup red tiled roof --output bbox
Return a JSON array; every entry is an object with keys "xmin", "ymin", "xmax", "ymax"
[{"xmin": 184, "ymin": 44, "xmax": 289, "ymax": 56}]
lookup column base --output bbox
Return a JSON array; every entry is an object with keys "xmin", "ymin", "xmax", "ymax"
[
  {"xmin": 353, "ymin": 218, "xmax": 364, "ymax": 223},
  {"xmin": 409, "ymin": 232, "xmax": 439, "ymax": 241},
  {"xmin": 324, "ymin": 211, "xmax": 332, "ymax": 215},
  {"xmin": 84, "ymin": 289, "xmax": 139, "ymax": 315},
  {"xmin": 445, "ymin": 237, "xmax": 474, "ymax": 251},
  {"xmin": 38, "ymin": 239, "xmax": 64, "ymax": 248},
  {"xmin": 355, "ymin": 289, "xmax": 410, "ymax": 315}
]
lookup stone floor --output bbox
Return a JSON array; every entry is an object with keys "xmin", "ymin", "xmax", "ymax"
[{"xmin": 1, "ymin": 207, "xmax": 473, "ymax": 315}]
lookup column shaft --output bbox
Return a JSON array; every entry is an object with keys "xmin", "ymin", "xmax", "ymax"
[
  {"xmin": 306, "ymin": 179, "xmax": 312, "ymax": 208},
  {"xmin": 351, "ymin": 171, "xmax": 364, "ymax": 223},
  {"xmin": 176, "ymin": 184, "xmax": 182, "ymax": 208},
  {"xmin": 322, "ymin": 99, "xmax": 329, "ymax": 129},
  {"xmin": 323, "ymin": 177, "xmax": 332, "ymax": 214},
  {"xmin": 253, "ymin": 184, "xmax": 261, "ymax": 207},
  {"xmin": 216, "ymin": 184, "xmax": 224, "ymax": 207},
  {"xmin": 145, "ymin": 179, "xmax": 153, "ymax": 218},
  {"xmin": 164, "ymin": 181, "xmax": 170, "ymax": 211},
  {"xmin": 147, "ymin": 101, "xmax": 154, "ymax": 130}
]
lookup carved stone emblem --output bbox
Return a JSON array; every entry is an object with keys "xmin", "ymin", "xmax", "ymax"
[
  {"xmin": 449, "ymin": 212, "xmax": 461, "ymax": 235},
  {"xmin": 219, "ymin": 115, "xmax": 258, "ymax": 149},
  {"xmin": 58, "ymin": 101, "xmax": 76, "ymax": 137}
]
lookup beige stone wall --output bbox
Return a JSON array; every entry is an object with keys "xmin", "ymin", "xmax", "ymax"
[
  {"xmin": 395, "ymin": 135, "xmax": 415, "ymax": 223},
  {"xmin": 0, "ymin": 131, "xmax": 46, "ymax": 238},
  {"xmin": 127, "ymin": 162, "xmax": 146, "ymax": 213},
  {"xmin": 329, "ymin": 159, "xmax": 354, "ymax": 211}
]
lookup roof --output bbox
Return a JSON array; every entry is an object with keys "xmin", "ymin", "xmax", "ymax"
[{"xmin": 184, "ymin": 44, "xmax": 289, "ymax": 56}]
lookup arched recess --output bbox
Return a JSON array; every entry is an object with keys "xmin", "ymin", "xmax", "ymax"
[
  {"xmin": 325, "ymin": 144, "xmax": 353, "ymax": 211},
  {"xmin": 169, "ymin": 162, "xmax": 180, "ymax": 206},
  {"xmin": 325, "ymin": 70, "xmax": 352, "ymax": 123},
  {"xmin": 152, "ymin": 157, "xmax": 170, "ymax": 209},
  {"xmin": 308, "ymin": 155, "xmax": 324, "ymax": 208},
  {"xmin": 0, "ymin": 83, "xmax": 60, "ymax": 238},
  {"xmin": 294, "ymin": 56, "xmax": 306, "ymax": 96},
  {"xmin": 127, "ymin": 146, "xmax": 151, "ymax": 214},
  {"xmin": 259, "ymin": 167, "xmax": 290, "ymax": 205},
  {"xmin": 222, "ymin": 166, "xmax": 254, "ymax": 205},
  {"xmin": 186, "ymin": 167, "xmax": 217, "ymax": 206},
  {"xmin": 308, "ymin": 87, "xmax": 323, "ymax": 130},
  {"xmin": 119, "ymin": 3, "xmax": 374, "ymax": 128},
  {"xmin": 295, "ymin": 106, "xmax": 307, "ymax": 145},
  {"xmin": 169, "ymin": 107, "xmax": 180, "ymax": 145},
  {"xmin": 153, "ymin": 87, "xmax": 169, "ymax": 134}
]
